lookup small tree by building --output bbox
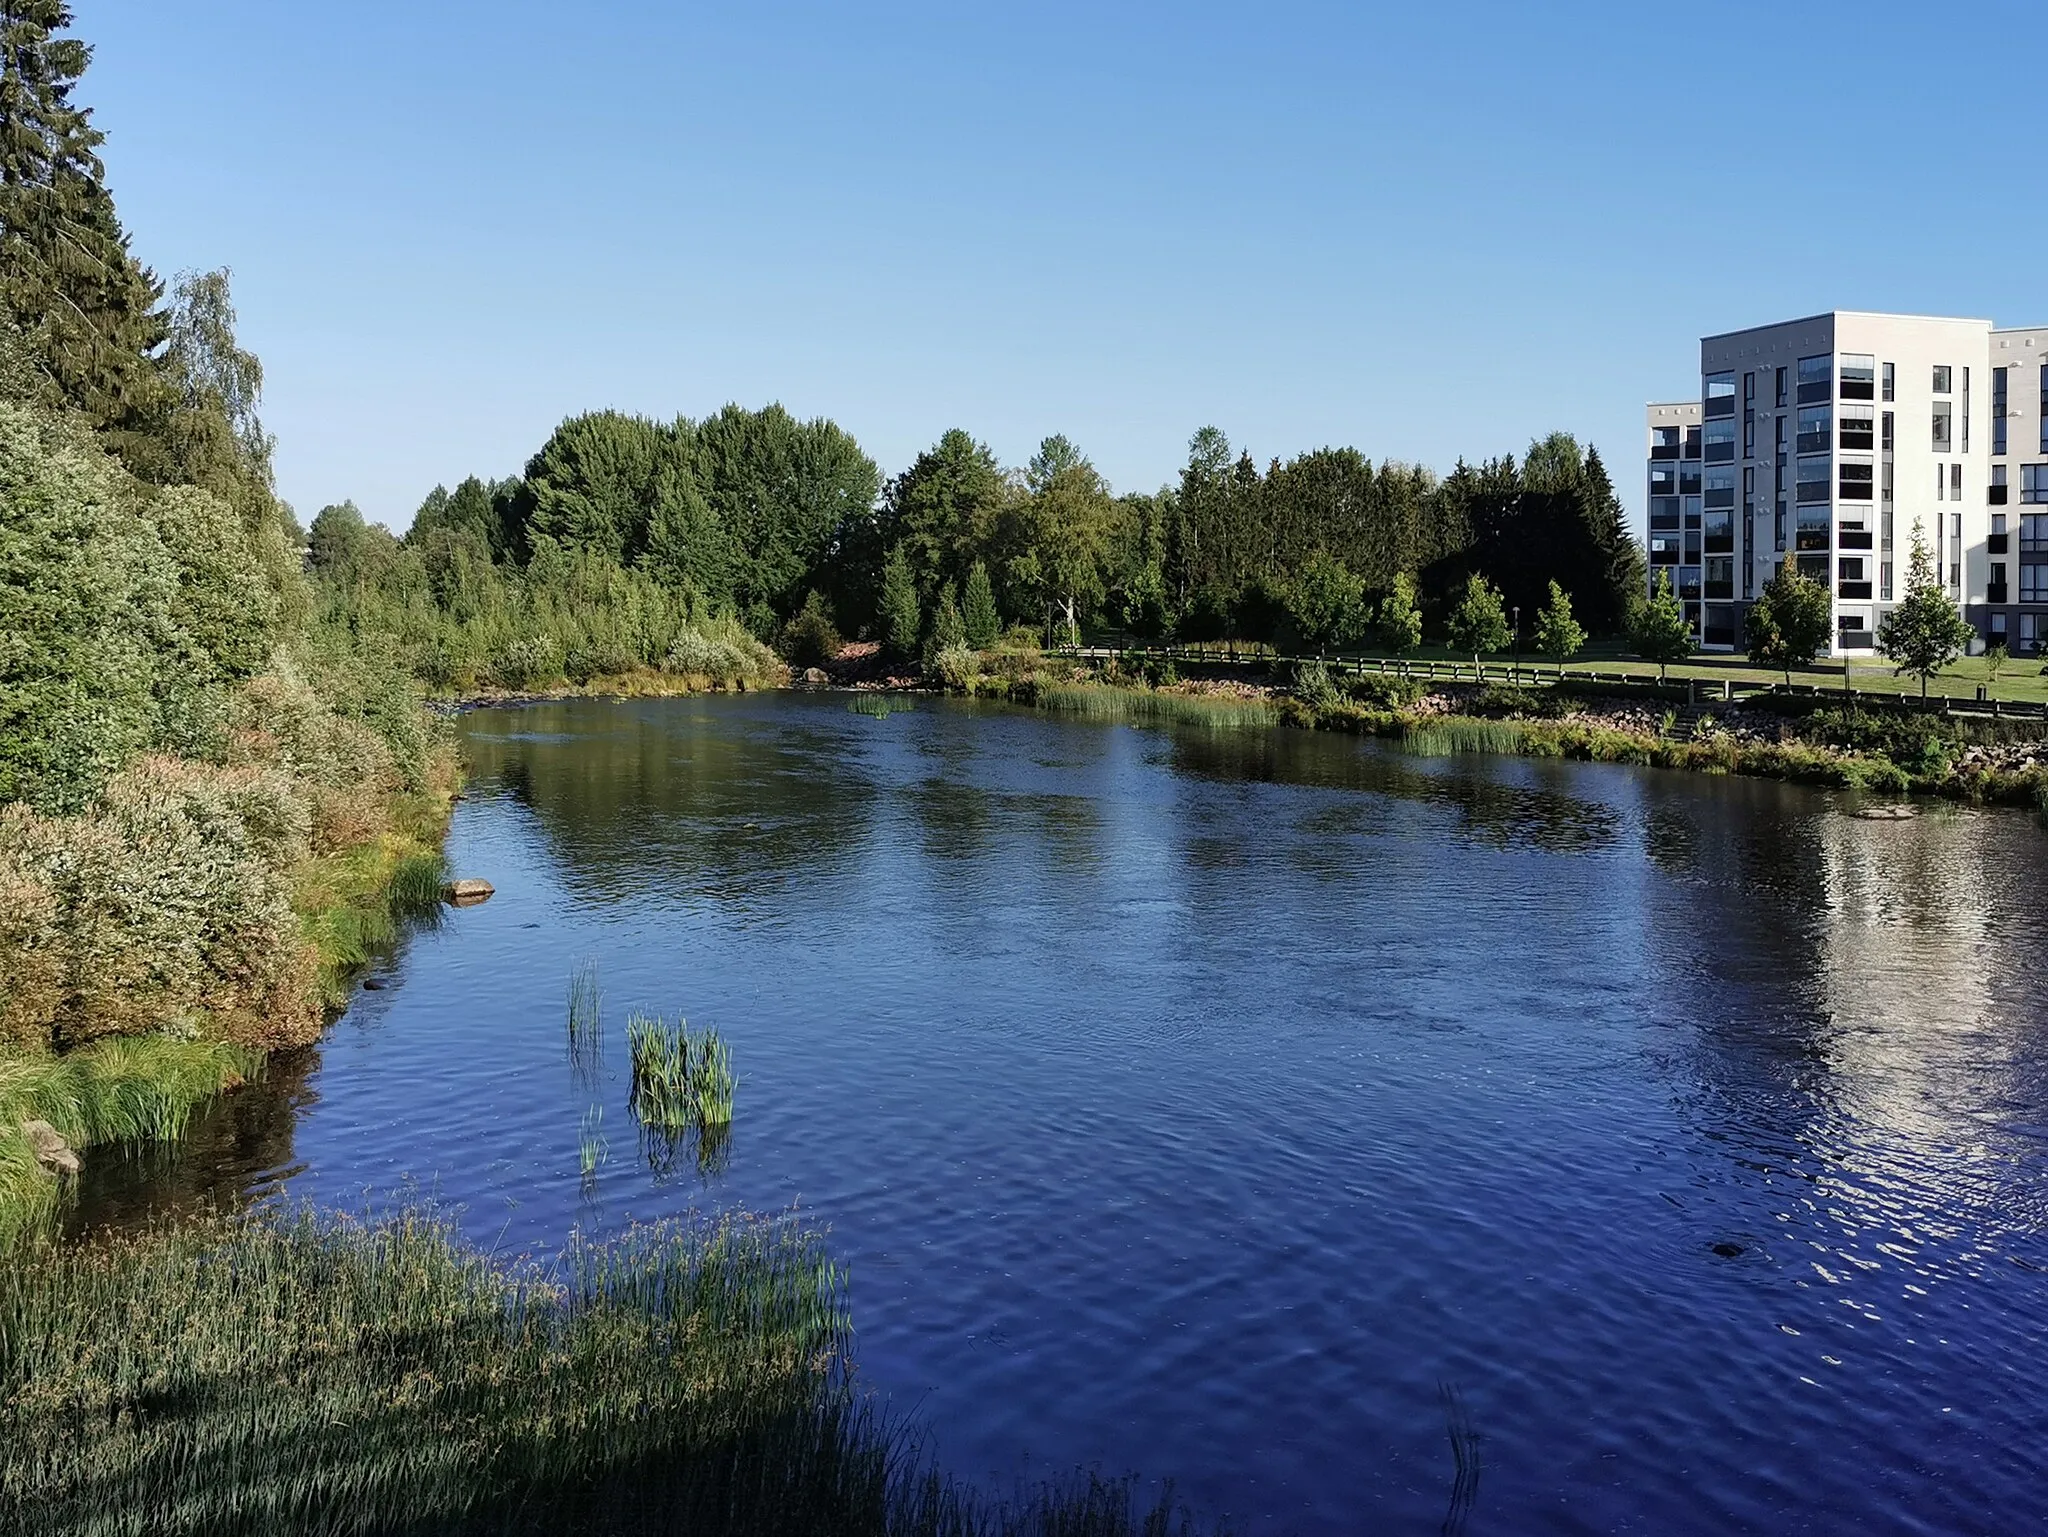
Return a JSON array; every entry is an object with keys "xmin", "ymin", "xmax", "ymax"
[
  {"xmin": 1532, "ymin": 579, "xmax": 1585, "ymax": 661},
  {"xmin": 1629, "ymin": 570, "xmax": 1694, "ymax": 681},
  {"xmin": 1878, "ymin": 526, "xmax": 1976, "ymax": 704},
  {"xmin": 1745, "ymin": 560, "xmax": 1833, "ymax": 684},
  {"xmin": 1444, "ymin": 572, "xmax": 1510, "ymax": 670},
  {"xmin": 962, "ymin": 560, "xmax": 1001, "ymax": 649},
  {"xmin": 1287, "ymin": 551, "xmax": 1367, "ymax": 652},
  {"xmin": 1376, "ymin": 572, "xmax": 1423, "ymax": 656},
  {"xmin": 1985, "ymin": 640, "xmax": 2009, "ymax": 690}
]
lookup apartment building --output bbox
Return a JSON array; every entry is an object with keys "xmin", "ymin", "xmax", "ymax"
[{"xmin": 1646, "ymin": 310, "xmax": 2046, "ymax": 656}]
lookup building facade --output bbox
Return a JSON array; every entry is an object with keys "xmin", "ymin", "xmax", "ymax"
[{"xmin": 1647, "ymin": 310, "xmax": 2048, "ymax": 655}]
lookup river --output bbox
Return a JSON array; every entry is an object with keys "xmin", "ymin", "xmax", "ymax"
[{"xmin": 76, "ymin": 693, "xmax": 2048, "ymax": 1535}]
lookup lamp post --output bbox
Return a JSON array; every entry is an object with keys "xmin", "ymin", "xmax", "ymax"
[{"xmin": 1511, "ymin": 605, "xmax": 1521, "ymax": 681}]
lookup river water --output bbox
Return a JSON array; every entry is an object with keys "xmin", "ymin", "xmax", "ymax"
[{"xmin": 77, "ymin": 694, "xmax": 2048, "ymax": 1535}]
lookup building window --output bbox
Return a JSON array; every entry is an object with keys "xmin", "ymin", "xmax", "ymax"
[
  {"xmin": 1744, "ymin": 372, "xmax": 1756, "ymax": 405},
  {"xmin": 1881, "ymin": 411, "xmax": 1893, "ymax": 450},
  {"xmin": 2023, "ymin": 613, "xmax": 2042, "ymax": 654},
  {"xmin": 1990, "ymin": 561, "xmax": 2008, "ymax": 602},
  {"xmin": 1776, "ymin": 367, "xmax": 1790, "ymax": 408},
  {"xmin": 1703, "ymin": 419, "xmax": 1736, "ymax": 462},
  {"xmin": 1932, "ymin": 401, "xmax": 1953, "ymax": 452},
  {"xmin": 1882, "ymin": 461, "xmax": 1894, "ymax": 503},
  {"xmin": 1797, "ymin": 406, "xmax": 1832, "ymax": 454},
  {"xmin": 1650, "ymin": 465, "xmax": 1678, "ymax": 497},
  {"xmin": 1684, "ymin": 425, "xmax": 1702, "ymax": 459},
  {"xmin": 1839, "ymin": 462, "xmax": 1875, "ymax": 501},
  {"xmin": 1796, "ymin": 458, "xmax": 1832, "ymax": 504},
  {"xmin": 1952, "ymin": 512, "xmax": 1962, "ymax": 546},
  {"xmin": 1651, "ymin": 425, "xmax": 1682, "ymax": 459},
  {"xmin": 1797, "ymin": 355, "xmax": 1831, "ymax": 405},
  {"xmin": 2022, "ymin": 466, "xmax": 2048, "ymax": 504},
  {"xmin": 1650, "ymin": 498, "xmax": 1681, "ymax": 529},
  {"xmin": 1704, "ymin": 468, "xmax": 1736, "ymax": 509},
  {"xmin": 1839, "ymin": 412, "xmax": 1874, "ymax": 450},
  {"xmin": 1680, "ymin": 463, "xmax": 1702, "ymax": 495},
  {"xmin": 1880, "ymin": 561, "xmax": 1893, "ymax": 600},
  {"xmin": 1935, "ymin": 463, "xmax": 1945, "ymax": 501},
  {"xmin": 2022, "ymin": 564, "xmax": 2048, "ymax": 602},
  {"xmin": 1994, "ymin": 368, "xmax": 2009, "ymax": 456},
  {"xmin": 1840, "ymin": 354, "xmax": 1876, "ymax": 401},
  {"xmin": 2041, "ymin": 366, "xmax": 2048, "ymax": 453},
  {"xmin": 2026, "ymin": 513, "xmax": 2048, "ymax": 552},
  {"xmin": 1962, "ymin": 368, "xmax": 1971, "ymax": 453},
  {"xmin": 1951, "ymin": 463, "xmax": 1963, "ymax": 499},
  {"xmin": 1993, "ymin": 465, "xmax": 2010, "ymax": 504},
  {"xmin": 1744, "ymin": 411, "xmax": 1755, "ymax": 458},
  {"xmin": 1882, "ymin": 362, "xmax": 1894, "ymax": 402},
  {"xmin": 1704, "ymin": 372, "xmax": 1736, "ymax": 419},
  {"xmin": 1934, "ymin": 365, "xmax": 1952, "ymax": 395}
]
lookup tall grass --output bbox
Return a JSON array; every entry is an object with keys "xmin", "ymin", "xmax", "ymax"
[
  {"xmin": 1400, "ymin": 719, "xmax": 1530, "ymax": 757},
  {"xmin": 0, "ymin": 1040, "xmax": 260, "ymax": 1245},
  {"xmin": 567, "ymin": 958, "xmax": 603, "ymax": 1067},
  {"xmin": 578, "ymin": 1105, "xmax": 608, "ymax": 1182},
  {"xmin": 384, "ymin": 850, "xmax": 448, "ymax": 924},
  {"xmin": 0, "ymin": 1203, "xmax": 1230, "ymax": 1536},
  {"xmin": 628, "ymin": 1013, "xmax": 734, "ymax": 1130},
  {"xmin": 1036, "ymin": 683, "xmax": 1277, "ymax": 731}
]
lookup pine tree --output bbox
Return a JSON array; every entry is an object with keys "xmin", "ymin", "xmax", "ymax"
[
  {"xmin": 962, "ymin": 559, "xmax": 1000, "ymax": 649},
  {"xmin": 878, "ymin": 545, "xmax": 921, "ymax": 663},
  {"xmin": 1878, "ymin": 527, "xmax": 1976, "ymax": 704},
  {"xmin": 0, "ymin": 2, "xmax": 166, "ymax": 429},
  {"xmin": 926, "ymin": 578, "xmax": 967, "ymax": 662},
  {"xmin": 1532, "ymin": 579, "xmax": 1585, "ymax": 660}
]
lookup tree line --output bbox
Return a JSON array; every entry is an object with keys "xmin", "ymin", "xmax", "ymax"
[{"xmin": 314, "ymin": 408, "xmax": 1647, "ymax": 670}]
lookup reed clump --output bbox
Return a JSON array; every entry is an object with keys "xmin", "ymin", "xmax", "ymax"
[
  {"xmin": 1034, "ymin": 683, "xmax": 1277, "ymax": 731},
  {"xmin": 628, "ymin": 1013, "xmax": 735, "ymax": 1129}
]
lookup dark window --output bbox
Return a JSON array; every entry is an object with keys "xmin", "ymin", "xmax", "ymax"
[
  {"xmin": 1932, "ymin": 401, "xmax": 1953, "ymax": 452},
  {"xmin": 1797, "ymin": 355, "xmax": 1831, "ymax": 405},
  {"xmin": 1933, "ymin": 364, "xmax": 1952, "ymax": 394},
  {"xmin": 1994, "ymin": 368, "xmax": 2008, "ymax": 456},
  {"xmin": 1775, "ymin": 498, "xmax": 1787, "ymax": 551},
  {"xmin": 1703, "ymin": 468, "xmax": 1736, "ymax": 509},
  {"xmin": 2023, "ymin": 563, "xmax": 2048, "ymax": 602},
  {"xmin": 2040, "ymin": 365, "xmax": 2048, "ymax": 452},
  {"xmin": 1704, "ymin": 372, "xmax": 1736, "ymax": 419},
  {"xmin": 2022, "ymin": 465, "xmax": 2048, "ymax": 504},
  {"xmin": 1650, "ymin": 497, "xmax": 1681, "ymax": 528},
  {"xmin": 1684, "ymin": 425, "xmax": 1702, "ymax": 458},
  {"xmin": 1703, "ymin": 419, "xmax": 1736, "ymax": 462},
  {"xmin": 1881, "ymin": 362, "xmax": 1894, "ymax": 402},
  {"xmin": 1839, "ymin": 413, "xmax": 1874, "ymax": 450},
  {"xmin": 1680, "ymin": 464, "xmax": 1703, "ymax": 495},
  {"xmin": 1881, "ymin": 411, "xmax": 1893, "ymax": 450},
  {"xmin": 1838, "ymin": 462, "xmax": 1875, "ymax": 501},
  {"xmin": 1650, "ymin": 425, "xmax": 1682, "ymax": 460},
  {"xmin": 1649, "ymin": 464, "xmax": 1677, "ymax": 496},
  {"xmin": 1776, "ymin": 366, "xmax": 1789, "ymax": 407},
  {"xmin": 1992, "ymin": 462, "xmax": 2010, "ymax": 505},
  {"xmin": 1840, "ymin": 354, "xmax": 1875, "ymax": 400},
  {"xmin": 1962, "ymin": 368, "xmax": 1970, "ymax": 453}
]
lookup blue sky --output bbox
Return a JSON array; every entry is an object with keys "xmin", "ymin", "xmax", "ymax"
[{"xmin": 83, "ymin": 0, "xmax": 2048, "ymax": 531}]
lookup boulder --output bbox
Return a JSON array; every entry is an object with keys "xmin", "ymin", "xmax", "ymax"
[
  {"xmin": 1852, "ymin": 805, "xmax": 1918, "ymax": 821},
  {"xmin": 443, "ymin": 878, "xmax": 495, "ymax": 906},
  {"xmin": 802, "ymin": 667, "xmax": 829, "ymax": 686},
  {"xmin": 20, "ymin": 1120, "xmax": 80, "ymax": 1177}
]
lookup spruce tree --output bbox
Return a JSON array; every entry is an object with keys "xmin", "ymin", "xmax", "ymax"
[
  {"xmin": 0, "ymin": 2, "xmax": 165, "ymax": 429},
  {"xmin": 878, "ymin": 545, "xmax": 921, "ymax": 663},
  {"xmin": 962, "ymin": 559, "xmax": 1000, "ymax": 649}
]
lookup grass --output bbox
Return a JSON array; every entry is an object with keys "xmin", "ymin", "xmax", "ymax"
[
  {"xmin": 578, "ymin": 1105, "xmax": 608, "ymax": 1182},
  {"xmin": 0, "ymin": 1040, "xmax": 261, "ymax": 1246},
  {"xmin": 567, "ymin": 959, "xmax": 603, "ymax": 1047},
  {"xmin": 384, "ymin": 850, "xmax": 448, "ymax": 925},
  {"xmin": 628, "ymin": 1013, "xmax": 735, "ymax": 1131},
  {"xmin": 850, "ymin": 694, "xmax": 918, "ymax": 719},
  {"xmin": 1033, "ymin": 682, "xmax": 1278, "ymax": 731},
  {"xmin": 0, "ymin": 1203, "xmax": 1230, "ymax": 1537},
  {"xmin": 1401, "ymin": 719, "xmax": 1530, "ymax": 757}
]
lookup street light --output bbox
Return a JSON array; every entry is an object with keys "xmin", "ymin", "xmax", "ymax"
[{"xmin": 1511, "ymin": 605, "xmax": 1521, "ymax": 679}]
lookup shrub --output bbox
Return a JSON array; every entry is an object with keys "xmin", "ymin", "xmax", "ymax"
[
  {"xmin": 777, "ymin": 591, "xmax": 841, "ymax": 668},
  {"xmin": 1289, "ymin": 659, "xmax": 1340, "ymax": 709},
  {"xmin": 1342, "ymin": 673, "xmax": 1423, "ymax": 710},
  {"xmin": 1465, "ymin": 683, "xmax": 1571, "ymax": 719},
  {"xmin": 931, "ymin": 643, "xmax": 979, "ymax": 692}
]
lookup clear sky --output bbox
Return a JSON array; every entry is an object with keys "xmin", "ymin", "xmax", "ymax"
[{"xmin": 80, "ymin": 0, "xmax": 2048, "ymax": 532}]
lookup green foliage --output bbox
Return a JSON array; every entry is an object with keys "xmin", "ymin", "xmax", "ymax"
[
  {"xmin": 627, "ymin": 1012, "xmax": 735, "ymax": 1130},
  {"xmin": 1034, "ymin": 683, "xmax": 1277, "ymax": 731},
  {"xmin": 1531, "ymin": 579, "xmax": 1584, "ymax": 660},
  {"xmin": 778, "ymin": 590, "xmax": 842, "ymax": 668},
  {"xmin": 385, "ymin": 851, "xmax": 448, "ymax": 924},
  {"xmin": 926, "ymin": 578, "xmax": 968, "ymax": 661},
  {"xmin": 1746, "ymin": 560, "xmax": 1832, "ymax": 680},
  {"xmin": 1444, "ymin": 572, "xmax": 1510, "ymax": 661},
  {"xmin": 878, "ymin": 544, "xmax": 921, "ymax": 663},
  {"xmin": 1375, "ymin": 572, "xmax": 1424, "ymax": 655},
  {"xmin": 0, "ymin": 2, "xmax": 166, "ymax": 437},
  {"xmin": 1289, "ymin": 658, "xmax": 1340, "ymax": 708},
  {"xmin": 1286, "ymin": 551, "xmax": 1367, "ymax": 650},
  {"xmin": 1878, "ymin": 526, "xmax": 1978, "ymax": 703},
  {"xmin": 1985, "ymin": 641, "xmax": 2009, "ymax": 686},
  {"xmin": 931, "ymin": 643, "xmax": 980, "ymax": 692},
  {"xmin": 1628, "ymin": 570, "xmax": 1694, "ymax": 679},
  {"xmin": 882, "ymin": 428, "xmax": 1008, "ymax": 604},
  {"xmin": 962, "ymin": 559, "xmax": 1001, "ymax": 649},
  {"xmin": 1342, "ymin": 673, "xmax": 1423, "ymax": 710}
]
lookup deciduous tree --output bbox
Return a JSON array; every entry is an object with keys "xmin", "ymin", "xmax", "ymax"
[{"xmin": 1878, "ymin": 528, "xmax": 1976, "ymax": 704}]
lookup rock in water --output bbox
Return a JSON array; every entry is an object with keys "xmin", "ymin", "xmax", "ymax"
[
  {"xmin": 443, "ymin": 878, "xmax": 495, "ymax": 907},
  {"xmin": 20, "ymin": 1120, "xmax": 81, "ymax": 1177},
  {"xmin": 1852, "ymin": 805, "xmax": 1918, "ymax": 821},
  {"xmin": 802, "ymin": 666, "xmax": 830, "ymax": 686}
]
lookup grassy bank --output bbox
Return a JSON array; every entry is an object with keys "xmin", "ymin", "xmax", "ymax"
[
  {"xmin": 0, "ymin": 1203, "xmax": 1224, "ymax": 1537},
  {"xmin": 952, "ymin": 651, "xmax": 2048, "ymax": 808}
]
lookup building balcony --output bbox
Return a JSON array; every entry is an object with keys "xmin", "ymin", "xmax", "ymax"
[
  {"xmin": 1839, "ymin": 530, "xmax": 1873, "ymax": 550},
  {"xmin": 1988, "ymin": 583, "xmax": 2010, "ymax": 604},
  {"xmin": 1990, "ymin": 532, "xmax": 2009, "ymax": 553},
  {"xmin": 1838, "ymin": 582, "xmax": 1873, "ymax": 600}
]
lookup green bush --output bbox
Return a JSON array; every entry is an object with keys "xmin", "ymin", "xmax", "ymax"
[
  {"xmin": 1341, "ymin": 673, "xmax": 1423, "ymax": 710},
  {"xmin": 777, "ymin": 590, "xmax": 841, "ymax": 668}
]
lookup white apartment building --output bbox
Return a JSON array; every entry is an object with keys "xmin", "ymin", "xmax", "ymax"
[{"xmin": 1647, "ymin": 310, "xmax": 2048, "ymax": 656}]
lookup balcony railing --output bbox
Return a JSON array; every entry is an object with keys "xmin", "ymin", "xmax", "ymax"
[
  {"xmin": 1988, "ymin": 584, "xmax": 2010, "ymax": 604},
  {"xmin": 1839, "ymin": 530, "xmax": 1874, "ymax": 550},
  {"xmin": 1990, "ymin": 532, "xmax": 2010, "ymax": 552},
  {"xmin": 1838, "ymin": 582, "xmax": 1873, "ymax": 600}
]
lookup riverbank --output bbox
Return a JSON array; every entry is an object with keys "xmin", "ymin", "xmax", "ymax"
[{"xmin": 928, "ymin": 650, "xmax": 2048, "ymax": 808}]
